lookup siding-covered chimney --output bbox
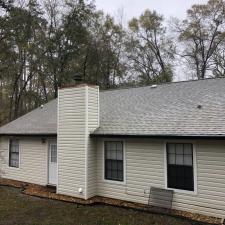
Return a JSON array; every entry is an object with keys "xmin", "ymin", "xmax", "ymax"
[{"xmin": 57, "ymin": 84, "xmax": 99, "ymax": 199}]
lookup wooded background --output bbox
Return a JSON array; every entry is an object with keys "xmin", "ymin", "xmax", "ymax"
[{"xmin": 0, "ymin": 0, "xmax": 225, "ymax": 125}]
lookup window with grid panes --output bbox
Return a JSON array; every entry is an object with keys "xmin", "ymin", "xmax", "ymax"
[
  {"xmin": 104, "ymin": 141, "xmax": 123, "ymax": 181},
  {"xmin": 167, "ymin": 143, "xmax": 194, "ymax": 191},
  {"xmin": 50, "ymin": 144, "xmax": 57, "ymax": 163},
  {"xmin": 9, "ymin": 139, "xmax": 19, "ymax": 168}
]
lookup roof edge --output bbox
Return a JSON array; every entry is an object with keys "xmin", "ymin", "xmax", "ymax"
[
  {"xmin": 90, "ymin": 133, "xmax": 225, "ymax": 140},
  {"xmin": 99, "ymin": 77, "xmax": 225, "ymax": 93},
  {"xmin": 0, "ymin": 133, "xmax": 57, "ymax": 137}
]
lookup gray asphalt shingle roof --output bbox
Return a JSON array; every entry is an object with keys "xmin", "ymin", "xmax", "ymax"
[
  {"xmin": 1, "ymin": 78, "xmax": 225, "ymax": 137},
  {"xmin": 0, "ymin": 99, "xmax": 57, "ymax": 135},
  {"xmin": 96, "ymin": 78, "xmax": 225, "ymax": 137}
]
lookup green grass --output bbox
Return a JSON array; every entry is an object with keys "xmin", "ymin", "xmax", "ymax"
[{"xmin": 0, "ymin": 186, "xmax": 207, "ymax": 225}]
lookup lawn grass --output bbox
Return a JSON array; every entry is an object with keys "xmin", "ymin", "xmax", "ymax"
[{"xmin": 0, "ymin": 186, "xmax": 208, "ymax": 225}]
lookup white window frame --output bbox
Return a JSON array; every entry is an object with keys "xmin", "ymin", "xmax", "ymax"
[
  {"xmin": 8, "ymin": 138, "xmax": 20, "ymax": 169},
  {"xmin": 102, "ymin": 139, "xmax": 126, "ymax": 185},
  {"xmin": 164, "ymin": 140, "xmax": 198, "ymax": 195}
]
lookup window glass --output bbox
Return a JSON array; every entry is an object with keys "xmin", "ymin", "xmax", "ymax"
[
  {"xmin": 184, "ymin": 144, "xmax": 192, "ymax": 155},
  {"xmin": 9, "ymin": 139, "xmax": 19, "ymax": 168},
  {"xmin": 110, "ymin": 150, "xmax": 117, "ymax": 160},
  {"xmin": 176, "ymin": 144, "xmax": 183, "ymax": 154},
  {"xmin": 105, "ymin": 141, "xmax": 123, "ymax": 182},
  {"xmin": 50, "ymin": 144, "xmax": 57, "ymax": 163},
  {"xmin": 167, "ymin": 143, "xmax": 194, "ymax": 191},
  {"xmin": 184, "ymin": 155, "xmax": 193, "ymax": 166},
  {"xmin": 176, "ymin": 154, "xmax": 184, "ymax": 165},
  {"xmin": 167, "ymin": 144, "xmax": 175, "ymax": 154},
  {"xmin": 168, "ymin": 154, "xmax": 175, "ymax": 164},
  {"xmin": 117, "ymin": 149, "xmax": 123, "ymax": 160}
]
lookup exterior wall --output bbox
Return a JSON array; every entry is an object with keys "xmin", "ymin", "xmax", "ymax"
[
  {"xmin": 86, "ymin": 87, "xmax": 99, "ymax": 198},
  {"xmin": 57, "ymin": 85, "xmax": 99, "ymax": 199},
  {"xmin": 87, "ymin": 138, "xmax": 97, "ymax": 198},
  {"xmin": 57, "ymin": 87, "xmax": 86, "ymax": 198},
  {"xmin": 96, "ymin": 138, "xmax": 225, "ymax": 219},
  {"xmin": 0, "ymin": 136, "xmax": 48, "ymax": 186}
]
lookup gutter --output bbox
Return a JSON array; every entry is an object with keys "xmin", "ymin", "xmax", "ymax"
[
  {"xmin": 0, "ymin": 133, "xmax": 57, "ymax": 137},
  {"xmin": 90, "ymin": 133, "xmax": 225, "ymax": 140},
  {"xmin": 2, "ymin": 132, "xmax": 225, "ymax": 140}
]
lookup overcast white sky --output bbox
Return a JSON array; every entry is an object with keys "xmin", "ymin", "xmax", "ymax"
[{"xmin": 95, "ymin": 0, "xmax": 208, "ymax": 22}]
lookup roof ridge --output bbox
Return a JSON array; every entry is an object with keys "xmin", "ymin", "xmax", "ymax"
[{"xmin": 100, "ymin": 77, "xmax": 225, "ymax": 93}]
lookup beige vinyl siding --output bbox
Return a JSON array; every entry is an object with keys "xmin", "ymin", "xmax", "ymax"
[
  {"xmin": 57, "ymin": 86, "xmax": 99, "ymax": 199},
  {"xmin": 96, "ymin": 139, "xmax": 163, "ymax": 203},
  {"xmin": 96, "ymin": 139, "xmax": 225, "ymax": 219},
  {"xmin": 87, "ymin": 139, "xmax": 97, "ymax": 198},
  {"xmin": 57, "ymin": 87, "xmax": 86, "ymax": 198},
  {"xmin": 0, "ymin": 137, "xmax": 48, "ymax": 186},
  {"xmin": 86, "ymin": 87, "xmax": 99, "ymax": 198}
]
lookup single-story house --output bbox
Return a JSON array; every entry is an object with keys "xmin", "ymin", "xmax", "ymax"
[{"xmin": 0, "ymin": 78, "xmax": 225, "ymax": 221}]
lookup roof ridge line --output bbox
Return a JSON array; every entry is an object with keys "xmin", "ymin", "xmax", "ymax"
[{"xmin": 100, "ymin": 77, "xmax": 225, "ymax": 93}]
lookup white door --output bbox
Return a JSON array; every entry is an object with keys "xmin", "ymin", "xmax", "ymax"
[{"xmin": 48, "ymin": 142, "xmax": 57, "ymax": 185}]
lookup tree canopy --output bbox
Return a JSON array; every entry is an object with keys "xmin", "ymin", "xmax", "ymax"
[{"xmin": 0, "ymin": 0, "xmax": 225, "ymax": 125}]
